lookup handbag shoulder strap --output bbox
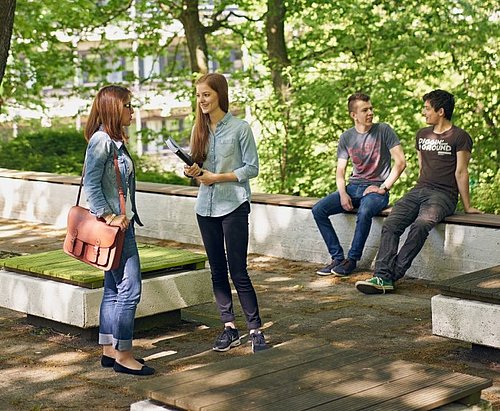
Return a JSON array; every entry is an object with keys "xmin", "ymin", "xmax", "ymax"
[
  {"xmin": 76, "ymin": 166, "xmax": 85, "ymax": 206},
  {"xmin": 113, "ymin": 150, "xmax": 126, "ymax": 215},
  {"xmin": 76, "ymin": 145, "xmax": 126, "ymax": 215}
]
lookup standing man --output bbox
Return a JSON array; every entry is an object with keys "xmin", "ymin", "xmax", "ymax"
[
  {"xmin": 356, "ymin": 89, "xmax": 482, "ymax": 294},
  {"xmin": 312, "ymin": 93, "xmax": 406, "ymax": 276}
]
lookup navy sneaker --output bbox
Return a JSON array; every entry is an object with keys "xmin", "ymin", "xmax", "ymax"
[
  {"xmin": 250, "ymin": 331, "xmax": 269, "ymax": 353},
  {"xmin": 332, "ymin": 258, "xmax": 357, "ymax": 276},
  {"xmin": 316, "ymin": 259, "xmax": 343, "ymax": 276},
  {"xmin": 213, "ymin": 327, "xmax": 241, "ymax": 352}
]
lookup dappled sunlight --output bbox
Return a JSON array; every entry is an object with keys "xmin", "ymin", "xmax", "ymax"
[
  {"xmin": 250, "ymin": 255, "xmax": 276, "ymax": 263},
  {"xmin": 251, "ymin": 205, "xmax": 294, "ymax": 244},
  {"xmin": 134, "ymin": 331, "xmax": 191, "ymax": 349},
  {"xmin": 144, "ymin": 350, "xmax": 177, "ymax": 361},
  {"xmin": 39, "ymin": 351, "xmax": 90, "ymax": 365},
  {"xmin": 0, "ymin": 365, "xmax": 83, "ymax": 385},
  {"xmin": 263, "ymin": 275, "xmax": 292, "ymax": 282},
  {"xmin": 5, "ymin": 234, "xmax": 47, "ymax": 244},
  {"xmin": 0, "ymin": 186, "xmax": 498, "ymax": 408},
  {"xmin": 478, "ymin": 278, "xmax": 500, "ymax": 289},
  {"xmin": 308, "ymin": 277, "xmax": 340, "ymax": 289},
  {"xmin": 35, "ymin": 384, "xmax": 92, "ymax": 403}
]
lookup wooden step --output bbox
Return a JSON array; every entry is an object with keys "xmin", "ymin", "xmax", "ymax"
[
  {"xmin": 435, "ymin": 265, "xmax": 500, "ymax": 305},
  {"xmin": 133, "ymin": 338, "xmax": 491, "ymax": 411}
]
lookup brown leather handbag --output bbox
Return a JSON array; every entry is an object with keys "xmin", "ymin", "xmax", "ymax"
[{"xmin": 63, "ymin": 152, "xmax": 126, "ymax": 271}]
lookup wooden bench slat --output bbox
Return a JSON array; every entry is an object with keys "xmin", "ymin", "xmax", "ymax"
[
  {"xmin": 362, "ymin": 373, "xmax": 493, "ymax": 411},
  {"xmin": 152, "ymin": 343, "xmax": 362, "ymax": 399},
  {"xmin": 193, "ymin": 356, "xmax": 391, "ymax": 411},
  {"xmin": 137, "ymin": 339, "xmax": 331, "ymax": 395},
  {"xmin": 437, "ymin": 265, "xmax": 500, "ymax": 304},
  {"xmin": 252, "ymin": 364, "xmax": 446, "ymax": 411},
  {"xmin": 308, "ymin": 369, "xmax": 456, "ymax": 411},
  {"xmin": 169, "ymin": 351, "xmax": 381, "ymax": 410}
]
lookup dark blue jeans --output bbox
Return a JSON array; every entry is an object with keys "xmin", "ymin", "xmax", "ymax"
[
  {"xmin": 99, "ymin": 223, "xmax": 141, "ymax": 351},
  {"xmin": 197, "ymin": 202, "xmax": 262, "ymax": 330},
  {"xmin": 375, "ymin": 186, "xmax": 457, "ymax": 281},
  {"xmin": 312, "ymin": 184, "xmax": 389, "ymax": 261}
]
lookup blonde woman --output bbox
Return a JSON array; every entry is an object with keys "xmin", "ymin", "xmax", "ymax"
[{"xmin": 184, "ymin": 73, "xmax": 268, "ymax": 353}]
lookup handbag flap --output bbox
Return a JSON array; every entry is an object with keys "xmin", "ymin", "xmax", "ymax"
[{"xmin": 66, "ymin": 206, "xmax": 121, "ymax": 248}]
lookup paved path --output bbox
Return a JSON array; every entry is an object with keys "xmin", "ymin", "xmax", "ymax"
[{"xmin": 0, "ymin": 218, "xmax": 498, "ymax": 411}]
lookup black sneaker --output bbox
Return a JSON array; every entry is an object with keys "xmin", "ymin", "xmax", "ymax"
[
  {"xmin": 213, "ymin": 327, "xmax": 241, "ymax": 352},
  {"xmin": 332, "ymin": 258, "xmax": 357, "ymax": 276},
  {"xmin": 250, "ymin": 331, "xmax": 269, "ymax": 353},
  {"xmin": 316, "ymin": 259, "xmax": 343, "ymax": 276}
]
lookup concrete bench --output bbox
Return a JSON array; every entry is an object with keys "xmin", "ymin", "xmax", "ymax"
[
  {"xmin": 1, "ymin": 168, "xmax": 499, "ymax": 281},
  {"xmin": 431, "ymin": 265, "xmax": 500, "ymax": 349},
  {"xmin": 0, "ymin": 244, "xmax": 213, "ymax": 339}
]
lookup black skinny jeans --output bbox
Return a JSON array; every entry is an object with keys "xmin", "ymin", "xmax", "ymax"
[
  {"xmin": 375, "ymin": 186, "xmax": 457, "ymax": 282},
  {"xmin": 197, "ymin": 202, "xmax": 262, "ymax": 330}
]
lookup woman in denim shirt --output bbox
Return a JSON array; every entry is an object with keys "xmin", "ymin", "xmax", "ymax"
[
  {"xmin": 185, "ymin": 73, "xmax": 268, "ymax": 353},
  {"xmin": 83, "ymin": 85, "xmax": 154, "ymax": 375}
]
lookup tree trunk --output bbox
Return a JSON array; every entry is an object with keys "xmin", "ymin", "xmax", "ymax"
[
  {"xmin": 265, "ymin": 0, "xmax": 291, "ymax": 190},
  {"xmin": 265, "ymin": 0, "xmax": 290, "ymax": 98},
  {"xmin": 0, "ymin": 0, "xmax": 16, "ymax": 87},
  {"xmin": 179, "ymin": 0, "xmax": 209, "ymax": 74}
]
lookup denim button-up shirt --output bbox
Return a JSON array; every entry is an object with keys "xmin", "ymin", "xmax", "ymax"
[
  {"xmin": 83, "ymin": 130, "xmax": 143, "ymax": 226},
  {"xmin": 195, "ymin": 112, "xmax": 259, "ymax": 217}
]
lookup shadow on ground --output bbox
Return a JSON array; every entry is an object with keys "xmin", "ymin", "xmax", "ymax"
[{"xmin": 0, "ymin": 218, "xmax": 498, "ymax": 410}]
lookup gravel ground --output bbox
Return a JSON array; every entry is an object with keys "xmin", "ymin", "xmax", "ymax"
[{"xmin": 0, "ymin": 218, "xmax": 498, "ymax": 411}]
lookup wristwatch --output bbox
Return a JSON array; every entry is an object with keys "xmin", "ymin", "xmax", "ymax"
[{"xmin": 380, "ymin": 184, "xmax": 389, "ymax": 193}]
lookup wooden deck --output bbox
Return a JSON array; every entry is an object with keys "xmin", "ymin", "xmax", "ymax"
[
  {"xmin": 133, "ymin": 339, "xmax": 491, "ymax": 411},
  {"xmin": 435, "ymin": 265, "xmax": 500, "ymax": 305}
]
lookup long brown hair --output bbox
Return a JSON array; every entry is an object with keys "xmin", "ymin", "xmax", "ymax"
[
  {"xmin": 191, "ymin": 73, "xmax": 229, "ymax": 163},
  {"xmin": 84, "ymin": 85, "xmax": 132, "ymax": 142}
]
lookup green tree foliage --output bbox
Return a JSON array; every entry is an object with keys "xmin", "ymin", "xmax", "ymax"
[
  {"xmin": 1, "ymin": 0, "xmax": 498, "ymax": 212},
  {"xmin": 238, "ymin": 0, "xmax": 499, "ymax": 213}
]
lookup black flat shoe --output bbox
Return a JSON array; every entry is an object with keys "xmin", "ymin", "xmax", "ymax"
[
  {"xmin": 113, "ymin": 361, "xmax": 155, "ymax": 376},
  {"xmin": 101, "ymin": 355, "xmax": 145, "ymax": 368}
]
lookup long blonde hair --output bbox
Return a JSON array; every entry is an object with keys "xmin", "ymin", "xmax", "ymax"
[
  {"xmin": 84, "ymin": 85, "xmax": 132, "ymax": 142},
  {"xmin": 190, "ymin": 73, "xmax": 229, "ymax": 163}
]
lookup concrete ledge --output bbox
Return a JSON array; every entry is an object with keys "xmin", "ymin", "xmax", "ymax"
[
  {"xmin": 130, "ymin": 400, "xmax": 177, "ymax": 411},
  {"xmin": 431, "ymin": 294, "xmax": 500, "ymax": 349},
  {"xmin": 0, "ymin": 268, "xmax": 213, "ymax": 328},
  {"xmin": 1, "ymin": 169, "xmax": 499, "ymax": 281}
]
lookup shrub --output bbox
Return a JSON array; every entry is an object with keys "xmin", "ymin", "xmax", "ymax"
[{"xmin": 0, "ymin": 128, "xmax": 190, "ymax": 185}]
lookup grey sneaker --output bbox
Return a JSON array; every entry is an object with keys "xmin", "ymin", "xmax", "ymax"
[
  {"xmin": 316, "ymin": 259, "xmax": 343, "ymax": 276},
  {"xmin": 332, "ymin": 258, "xmax": 357, "ymax": 277},
  {"xmin": 250, "ymin": 331, "xmax": 269, "ymax": 353},
  {"xmin": 213, "ymin": 327, "xmax": 241, "ymax": 352}
]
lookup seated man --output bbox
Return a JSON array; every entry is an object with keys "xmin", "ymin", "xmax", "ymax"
[
  {"xmin": 312, "ymin": 93, "xmax": 406, "ymax": 276},
  {"xmin": 356, "ymin": 89, "xmax": 482, "ymax": 294}
]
